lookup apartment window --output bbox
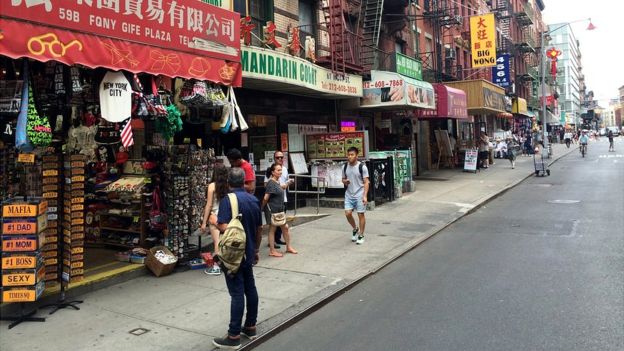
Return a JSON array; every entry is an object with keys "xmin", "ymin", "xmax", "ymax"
[
  {"xmin": 395, "ymin": 41, "xmax": 406, "ymax": 54},
  {"xmin": 235, "ymin": 0, "xmax": 274, "ymax": 46},
  {"xmin": 299, "ymin": 0, "xmax": 315, "ymax": 55},
  {"xmin": 425, "ymin": 37, "xmax": 433, "ymax": 67}
]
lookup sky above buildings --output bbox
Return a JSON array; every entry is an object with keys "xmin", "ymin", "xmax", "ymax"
[{"xmin": 542, "ymin": 0, "xmax": 624, "ymax": 105}]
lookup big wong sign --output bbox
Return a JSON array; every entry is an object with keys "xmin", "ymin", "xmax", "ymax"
[
  {"xmin": 0, "ymin": 0, "xmax": 242, "ymax": 85},
  {"xmin": 469, "ymin": 13, "xmax": 496, "ymax": 68}
]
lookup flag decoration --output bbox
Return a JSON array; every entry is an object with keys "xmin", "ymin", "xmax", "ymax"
[{"xmin": 120, "ymin": 118, "xmax": 134, "ymax": 148}]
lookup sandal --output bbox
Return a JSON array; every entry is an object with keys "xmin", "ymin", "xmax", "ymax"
[
  {"xmin": 269, "ymin": 251, "xmax": 283, "ymax": 258},
  {"xmin": 286, "ymin": 247, "xmax": 298, "ymax": 254}
]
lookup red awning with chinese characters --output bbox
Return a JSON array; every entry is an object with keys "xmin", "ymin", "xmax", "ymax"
[
  {"xmin": 414, "ymin": 84, "xmax": 469, "ymax": 119},
  {"xmin": 0, "ymin": 0, "xmax": 242, "ymax": 86}
]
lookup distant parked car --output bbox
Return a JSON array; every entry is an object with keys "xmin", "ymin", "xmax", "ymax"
[
  {"xmin": 599, "ymin": 128, "xmax": 607, "ymax": 136},
  {"xmin": 606, "ymin": 127, "xmax": 620, "ymax": 137}
]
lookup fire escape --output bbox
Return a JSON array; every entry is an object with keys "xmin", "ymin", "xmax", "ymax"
[
  {"xmin": 514, "ymin": 1, "xmax": 538, "ymax": 89},
  {"xmin": 317, "ymin": 0, "xmax": 364, "ymax": 74},
  {"xmin": 421, "ymin": 0, "xmax": 464, "ymax": 82},
  {"xmin": 360, "ymin": 0, "xmax": 384, "ymax": 72}
]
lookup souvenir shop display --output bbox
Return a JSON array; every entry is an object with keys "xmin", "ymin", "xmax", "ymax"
[
  {"xmin": 1, "ymin": 56, "xmax": 231, "ymax": 300},
  {"xmin": 0, "ymin": 198, "xmax": 48, "ymax": 328},
  {"xmin": 41, "ymin": 154, "xmax": 61, "ymax": 286},
  {"xmin": 62, "ymin": 154, "xmax": 86, "ymax": 284}
]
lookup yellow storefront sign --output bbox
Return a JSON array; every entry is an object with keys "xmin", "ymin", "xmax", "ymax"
[{"xmin": 470, "ymin": 13, "xmax": 497, "ymax": 68}]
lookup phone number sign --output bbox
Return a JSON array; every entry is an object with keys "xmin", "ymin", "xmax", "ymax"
[{"xmin": 2, "ymin": 0, "xmax": 240, "ymax": 60}]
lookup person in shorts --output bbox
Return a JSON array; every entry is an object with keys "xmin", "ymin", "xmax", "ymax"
[{"xmin": 342, "ymin": 147, "xmax": 369, "ymax": 245}]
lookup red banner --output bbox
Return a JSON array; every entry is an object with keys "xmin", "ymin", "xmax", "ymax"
[
  {"xmin": 1, "ymin": 0, "xmax": 240, "ymax": 61},
  {"xmin": 0, "ymin": 18, "xmax": 242, "ymax": 86}
]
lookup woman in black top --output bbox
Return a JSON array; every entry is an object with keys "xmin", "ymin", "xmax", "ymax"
[{"xmin": 262, "ymin": 163, "xmax": 297, "ymax": 257}]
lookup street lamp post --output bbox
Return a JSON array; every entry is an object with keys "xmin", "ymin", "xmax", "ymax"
[{"xmin": 539, "ymin": 18, "xmax": 595, "ymax": 158}]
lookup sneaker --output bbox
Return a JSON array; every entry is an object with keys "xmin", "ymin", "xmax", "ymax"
[
  {"xmin": 212, "ymin": 335, "xmax": 241, "ymax": 349},
  {"xmin": 351, "ymin": 228, "xmax": 359, "ymax": 242},
  {"xmin": 204, "ymin": 266, "xmax": 221, "ymax": 276},
  {"xmin": 241, "ymin": 326, "xmax": 257, "ymax": 339},
  {"xmin": 356, "ymin": 235, "xmax": 365, "ymax": 245}
]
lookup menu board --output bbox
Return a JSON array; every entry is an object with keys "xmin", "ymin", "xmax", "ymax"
[
  {"xmin": 464, "ymin": 149, "xmax": 478, "ymax": 172},
  {"xmin": 306, "ymin": 132, "xmax": 366, "ymax": 160}
]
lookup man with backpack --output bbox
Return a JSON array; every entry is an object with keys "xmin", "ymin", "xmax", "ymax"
[
  {"xmin": 342, "ymin": 147, "xmax": 369, "ymax": 245},
  {"xmin": 212, "ymin": 168, "xmax": 262, "ymax": 349}
]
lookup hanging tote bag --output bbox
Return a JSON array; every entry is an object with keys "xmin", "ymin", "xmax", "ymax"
[
  {"xmin": 149, "ymin": 187, "xmax": 167, "ymax": 231},
  {"xmin": 219, "ymin": 86, "xmax": 232, "ymax": 133},
  {"xmin": 145, "ymin": 77, "xmax": 168, "ymax": 119},
  {"xmin": 229, "ymin": 86, "xmax": 248, "ymax": 131},
  {"xmin": 15, "ymin": 60, "xmax": 33, "ymax": 151},
  {"xmin": 25, "ymin": 82, "xmax": 52, "ymax": 148}
]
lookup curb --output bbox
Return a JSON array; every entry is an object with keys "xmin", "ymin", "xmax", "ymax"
[{"xmin": 240, "ymin": 146, "xmax": 575, "ymax": 350}]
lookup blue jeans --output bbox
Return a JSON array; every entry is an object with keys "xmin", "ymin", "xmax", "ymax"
[{"xmin": 224, "ymin": 264, "xmax": 258, "ymax": 336}]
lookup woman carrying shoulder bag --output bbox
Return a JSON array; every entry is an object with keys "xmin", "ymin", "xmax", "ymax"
[
  {"xmin": 262, "ymin": 163, "xmax": 297, "ymax": 257},
  {"xmin": 200, "ymin": 164, "xmax": 229, "ymax": 275}
]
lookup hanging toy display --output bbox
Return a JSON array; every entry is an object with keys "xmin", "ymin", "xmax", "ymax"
[{"xmin": 25, "ymin": 82, "xmax": 52, "ymax": 147}]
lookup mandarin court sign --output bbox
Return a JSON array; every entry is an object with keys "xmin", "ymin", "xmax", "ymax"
[
  {"xmin": 241, "ymin": 46, "xmax": 362, "ymax": 97},
  {"xmin": 469, "ymin": 13, "xmax": 496, "ymax": 68}
]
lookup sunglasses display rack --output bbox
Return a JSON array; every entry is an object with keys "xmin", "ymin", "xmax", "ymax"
[
  {"xmin": 62, "ymin": 154, "xmax": 86, "ymax": 284},
  {"xmin": 0, "ymin": 146, "xmax": 17, "ymax": 199},
  {"xmin": 41, "ymin": 154, "xmax": 61, "ymax": 287},
  {"xmin": 165, "ymin": 174, "xmax": 192, "ymax": 263},
  {"xmin": 189, "ymin": 148, "xmax": 215, "ymax": 233}
]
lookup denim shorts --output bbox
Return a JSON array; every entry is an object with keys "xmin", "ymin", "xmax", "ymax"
[{"xmin": 344, "ymin": 196, "xmax": 366, "ymax": 213}]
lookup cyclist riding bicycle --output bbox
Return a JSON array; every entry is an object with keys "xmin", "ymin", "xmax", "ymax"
[{"xmin": 579, "ymin": 130, "xmax": 589, "ymax": 155}]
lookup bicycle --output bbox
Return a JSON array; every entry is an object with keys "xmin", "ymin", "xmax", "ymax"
[{"xmin": 580, "ymin": 143, "xmax": 587, "ymax": 157}]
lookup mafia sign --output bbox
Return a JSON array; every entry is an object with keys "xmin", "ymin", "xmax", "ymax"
[{"xmin": 469, "ymin": 13, "xmax": 496, "ymax": 68}]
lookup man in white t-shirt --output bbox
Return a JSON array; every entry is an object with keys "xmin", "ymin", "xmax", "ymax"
[
  {"xmin": 342, "ymin": 147, "xmax": 369, "ymax": 245},
  {"xmin": 264, "ymin": 151, "xmax": 293, "ymax": 247}
]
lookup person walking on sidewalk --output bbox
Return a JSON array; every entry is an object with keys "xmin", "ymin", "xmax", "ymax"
[
  {"xmin": 262, "ymin": 163, "xmax": 297, "ymax": 257},
  {"xmin": 263, "ymin": 151, "xmax": 292, "ymax": 249},
  {"xmin": 227, "ymin": 148, "xmax": 256, "ymax": 194},
  {"xmin": 608, "ymin": 130, "xmax": 615, "ymax": 152},
  {"xmin": 478, "ymin": 131, "xmax": 490, "ymax": 169},
  {"xmin": 213, "ymin": 168, "xmax": 262, "ymax": 350},
  {"xmin": 342, "ymin": 147, "xmax": 369, "ymax": 245},
  {"xmin": 200, "ymin": 164, "xmax": 229, "ymax": 276}
]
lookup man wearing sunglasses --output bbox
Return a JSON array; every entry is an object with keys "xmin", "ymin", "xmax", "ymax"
[{"xmin": 263, "ymin": 151, "xmax": 293, "ymax": 247}]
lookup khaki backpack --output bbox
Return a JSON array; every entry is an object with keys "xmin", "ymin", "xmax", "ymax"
[{"xmin": 217, "ymin": 193, "xmax": 247, "ymax": 276}]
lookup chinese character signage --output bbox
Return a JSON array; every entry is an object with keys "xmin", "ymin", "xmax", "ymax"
[
  {"xmin": 263, "ymin": 21, "xmax": 281, "ymax": 49},
  {"xmin": 469, "ymin": 13, "xmax": 496, "ymax": 68},
  {"xmin": 492, "ymin": 54, "xmax": 511, "ymax": 88},
  {"xmin": 2, "ymin": 0, "xmax": 240, "ymax": 61},
  {"xmin": 395, "ymin": 53, "xmax": 422, "ymax": 80}
]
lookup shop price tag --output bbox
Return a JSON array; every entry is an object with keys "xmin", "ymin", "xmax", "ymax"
[
  {"xmin": 2, "ymin": 202, "xmax": 47, "ymax": 218},
  {"xmin": 1, "ymin": 281, "xmax": 45, "ymax": 302},
  {"xmin": 133, "ymin": 216, "xmax": 140, "ymax": 223},
  {"xmin": 71, "ymin": 204, "xmax": 84, "ymax": 211},
  {"xmin": 2, "ymin": 266, "xmax": 44, "ymax": 286},
  {"xmin": 197, "ymin": 138, "xmax": 202, "ymax": 148},
  {"xmin": 1, "ymin": 254, "xmax": 40, "ymax": 269},
  {"xmin": 17, "ymin": 153, "xmax": 35, "ymax": 163},
  {"xmin": 43, "ymin": 169, "xmax": 59, "ymax": 177},
  {"xmin": 2, "ymin": 215, "xmax": 47, "ymax": 235},
  {"xmin": 1, "ymin": 234, "xmax": 44, "ymax": 252}
]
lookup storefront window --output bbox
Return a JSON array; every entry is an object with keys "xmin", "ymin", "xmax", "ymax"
[
  {"xmin": 298, "ymin": 0, "xmax": 316, "ymax": 58},
  {"xmin": 248, "ymin": 114, "xmax": 277, "ymax": 168}
]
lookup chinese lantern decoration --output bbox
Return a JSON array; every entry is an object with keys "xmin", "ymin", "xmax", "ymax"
[{"xmin": 546, "ymin": 47, "xmax": 562, "ymax": 81}]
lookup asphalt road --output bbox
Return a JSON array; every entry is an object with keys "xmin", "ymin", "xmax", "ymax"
[{"xmin": 254, "ymin": 138, "xmax": 624, "ymax": 351}]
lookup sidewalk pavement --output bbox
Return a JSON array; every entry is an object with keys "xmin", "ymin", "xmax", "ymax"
[{"xmin": 0, "ymin": 143, "xmax": 576, "ymax": 351}]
